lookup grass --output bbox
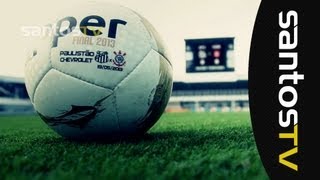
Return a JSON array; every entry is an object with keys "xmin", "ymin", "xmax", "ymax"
[{"xmin": 0, "ymin": 112, "xmax": 268, "ymax": 180}]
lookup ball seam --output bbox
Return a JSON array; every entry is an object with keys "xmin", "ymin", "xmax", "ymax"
[
  {"xmin": 51, "ymin": 67, "xmax": 112, "ymax": 90},
  {"xmin": 151, "ymin": 47, "xmax": 173, "ymax": 67},
  {"xmin": 31, "ymin": 67, "xmax": 52, "ymax": 103},
  {"xmin": 31, "ymin": 36, "xmax": 54, "ymax": 102},
  {"xmin": 113, "ymin": 48, "xmax": 153, "ymax": 91},
  {"xmin": 113, "ymin": 93, "xmax": 121, "ymax": 131}
]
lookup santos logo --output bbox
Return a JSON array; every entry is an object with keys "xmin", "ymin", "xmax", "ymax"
[
  {"xmin": 278, "ymin": 10, "xmax": 303, "ymax": 172},
  {"xmin": 52, "ymin": 15, "xmax": 127, "ymax": 48}
]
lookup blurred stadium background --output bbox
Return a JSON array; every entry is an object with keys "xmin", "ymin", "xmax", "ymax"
[{"xmin": 0, "ymin": 75, "xmax": 33, "ymax": 115}]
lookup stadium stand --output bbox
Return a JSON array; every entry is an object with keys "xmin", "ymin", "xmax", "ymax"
[
  {"xmin": 0, "ymin": 76, "xmax": 34, "ymax": 115},
  {"xmin": 166, "ymin": 80, "xmax": 249, "ymax": 112}
]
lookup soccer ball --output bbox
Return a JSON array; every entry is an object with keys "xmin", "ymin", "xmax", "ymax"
[{"xmin": 24, "ymin": 2, "xmax": 173, "ymax": 140}]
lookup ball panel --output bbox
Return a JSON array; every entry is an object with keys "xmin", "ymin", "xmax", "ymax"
[
  {"xmin": 50, "ymin": 3, "xmax": 152, "ymax": 89},
  {"xmin": 115, "ymin": 49, "xmax": 159, "ymax": 133},
  {"xmin": 33, "ymin": 69, "xmax": 117, "ymax": 133},
  {"xmin": 51, "ymin": 94, "xmax": 120, "ymax": 139},
  {"xmin": 115, "ymin": 50, "xmax": 172, "ymax": 134},
  {"xmin": 134, "ymin": 52, "xmax": 173, "ymax": 134},
  {"xmin": 24, "ymin": 36, "xmax": 52, "ymax": 103}
]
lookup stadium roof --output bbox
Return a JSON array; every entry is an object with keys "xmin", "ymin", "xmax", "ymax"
[{"xmin": 173, "ymin": 80, "xmax": 248, "ymax": 90}]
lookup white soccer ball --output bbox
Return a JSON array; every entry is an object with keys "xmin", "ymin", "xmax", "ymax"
[{"xmin": 24, "ymin": 2, "xmax": 173, "ymax": 140}]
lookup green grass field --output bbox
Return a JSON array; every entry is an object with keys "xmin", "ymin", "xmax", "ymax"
[{"xmin": 0, "ymin": 112, "xmax": 268, "ymax": 180}]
